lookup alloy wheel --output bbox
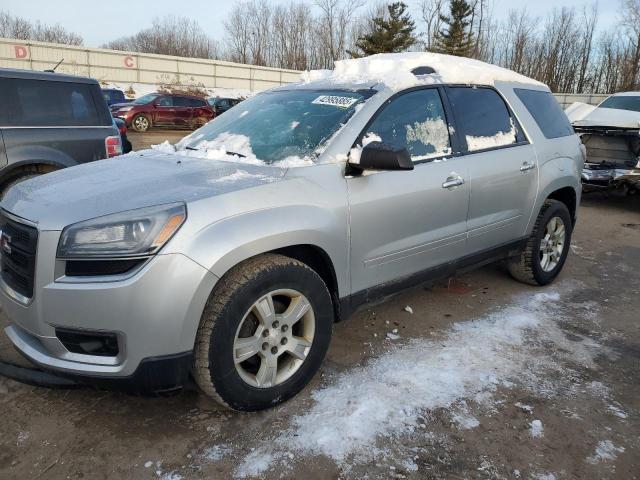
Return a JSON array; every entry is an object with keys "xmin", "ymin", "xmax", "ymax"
[
  {"xmin": 233, "ymin": 289, "xmax": 315, "ymax": 388},
  {"xmin": 539, "ymin": 216, "xmax": 566, "ymax": 272}
]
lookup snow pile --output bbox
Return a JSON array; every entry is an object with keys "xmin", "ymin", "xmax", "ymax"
[
  {"xmin": 234, "ymin": 288, "xmax": 599, "ymax": 477},
  {"xmin": 300, "ymin": 52, "xmax": 545, "ymax": 91},
  {"xmin": 151, "ymin": 133, "xmax": 314, "ymax": 168},
  {"xmin": 586, "ymin": 440, "xmax": 625, "ymax": 464},
  {"xmin": 100, "ymin": 81, "xmax": 251, "ymax": 100}
]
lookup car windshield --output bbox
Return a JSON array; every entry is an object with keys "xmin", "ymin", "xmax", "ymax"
[
  {"xmin": 133, "ymin": 93, "xmax": 161, "ymax": 105},
  {"xmin": 599, "ymin": 95, "xmax": 640, "ymax": 113},
  {"xmin": 181, "ymin": 89, "xmax": 372, "ymax": 164}
]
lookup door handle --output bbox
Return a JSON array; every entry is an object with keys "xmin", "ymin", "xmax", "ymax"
[
  {"xmin": 442, "ymin": 174, "xmax": 465, "ymax": 189},
  {"xmin": 520, "ymin": 161, "xmax": 535, "ymax": 172}
]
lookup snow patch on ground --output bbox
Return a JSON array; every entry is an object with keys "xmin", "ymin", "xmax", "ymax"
[
  {"xmin": 530, "ymin": 419, "xmax": 544, "ymax": 438},
  {"xmin": 586, "ymin": 440, "xmax": 625, "ymax": 464},
  {"xmin": 300, "ymin": 52, "xmax": 544, "ymax": 91},
  {"xmin": 233, "ymin": 287, "xmax": 602, "ymax": 478}
]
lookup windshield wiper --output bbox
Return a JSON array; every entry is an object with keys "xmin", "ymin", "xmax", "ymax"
[{"xmin": 183, "ymin": 145, "xmax": 246, "ymax": 158}]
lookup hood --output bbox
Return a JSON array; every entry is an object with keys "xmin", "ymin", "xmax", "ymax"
[
  {"xmin": 1, "ymin": 151, "xmax": 286, "ymax": 230},
  {"xmin": 572, "ymin": 106, "xmax": 640, "ymax": 130},
  {"xmin": 110, "ymin": 102, "xmax": 134, "ymax": 110}
]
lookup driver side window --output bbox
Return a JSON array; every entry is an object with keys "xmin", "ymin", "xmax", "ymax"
[{"xmin": 365, "ymin": 89, "xmax": 451, "ymax": 161}]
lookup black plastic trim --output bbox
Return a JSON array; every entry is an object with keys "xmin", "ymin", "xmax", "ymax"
[
  {"xmin": 0, "ymin": 351, "xmax": 193, "ymax": 394},
  {"xmin": 338, "ymin": 238, "xmax": 527, "ymax": 320}
]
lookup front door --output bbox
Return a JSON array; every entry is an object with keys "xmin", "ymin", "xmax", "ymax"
[
  {"xmin": 347, "ymin": 88, "xmax": 470, "ymax": 294},
  {"xmin": 154, "ymin": 95, "xmax": 176, "ymax": 125},
  {"xmin": 445, "ymin": 86, "xmax": 539, "ymax": 254}
]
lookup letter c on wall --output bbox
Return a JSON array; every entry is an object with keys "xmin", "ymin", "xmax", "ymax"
[
  {"xmin": 124, "ymin": 56, "xmax": 134, "ymax": 68},
  {"xmin": 14, "ymin": 45, "xmax": 28, "ymax": 59}
]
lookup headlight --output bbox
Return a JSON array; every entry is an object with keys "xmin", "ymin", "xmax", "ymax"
[
  {"xmin": 117, "ymin": 106, "xmax": 133, "ymax": 112},
  {"xmin": 57, "ymin": 203, "xmax": 186, "ymax": 258}
]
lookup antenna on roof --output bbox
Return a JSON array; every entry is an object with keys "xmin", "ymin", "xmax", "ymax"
[
  {"xmin": 44, "ymin": 58, "xmax": 64, "ymax": 73},
  {"xmin": 411, "ymin": 66, "xmax": 436, "ymax": 76}
]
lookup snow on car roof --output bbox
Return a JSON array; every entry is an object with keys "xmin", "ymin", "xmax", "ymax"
[{"xmin": 299, "ymin": 52, "xmax": 545, "ymax": 91}]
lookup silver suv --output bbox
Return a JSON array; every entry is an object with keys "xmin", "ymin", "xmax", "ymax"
[{"xmin": 0, "ymin": 54, "xmax": 583, "ymax": 411}]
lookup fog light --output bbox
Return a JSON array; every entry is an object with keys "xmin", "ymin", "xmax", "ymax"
[{"xmin": 56, "ymin": 328, "xmax": 119, "ymax": 357}]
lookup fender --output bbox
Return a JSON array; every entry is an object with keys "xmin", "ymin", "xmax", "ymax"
[
  {"xmin": 527, "ymin": 155, "xmax": 581, "ymax": 234},
  {"xmin": 0, "ymin": 145, "xmax": 78, "ymax": 184},
  {"xmin": 173, "ymin": 204, "xmax": 350, "ymax": 298}
]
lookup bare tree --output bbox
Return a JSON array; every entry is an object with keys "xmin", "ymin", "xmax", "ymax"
[
  {"xmin": 104, "ymin": 16, "xmax": 218, "ymax": 59},
  {"xmin": 420, "ymin": 0, "xmax": 445, "ymax": 50},
  {"xmin": 0, "ymin": 11, "xmax": 82, "ymax": 45}
]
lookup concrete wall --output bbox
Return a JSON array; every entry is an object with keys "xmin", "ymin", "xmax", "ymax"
[
  {"xmin": 0, "ymin": 37, "xmax": 301, "ymax": 92},
  {"xmin": 553, "ymin": 93, "xmax": 608, "ymax": 108}
]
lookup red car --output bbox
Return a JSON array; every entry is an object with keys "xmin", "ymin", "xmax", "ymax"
[{"xmin": 110, "ymin": 93, "xmax": 215, "ymax": 132}]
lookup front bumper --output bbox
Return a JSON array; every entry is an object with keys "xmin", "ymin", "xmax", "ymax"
[{"xmin": 0, "ymin": 223, "xmax": 218, "ymax": 385}]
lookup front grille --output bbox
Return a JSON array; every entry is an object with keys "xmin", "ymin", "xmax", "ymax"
[{"xmin": 0, "ymin": 211, "xmax": 38, "ymax": 299}]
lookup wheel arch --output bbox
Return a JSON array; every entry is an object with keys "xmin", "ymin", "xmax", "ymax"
[
  {"xmin": 546, "ymin": 186, "xmax": 577, "ymax": 226},
  {"xmin": 0, "ymin": 159, "xmax": 69, "ymax": 189}
]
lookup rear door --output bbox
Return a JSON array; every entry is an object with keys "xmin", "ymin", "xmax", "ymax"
[
  {"xmin": 0, "ymin": 77, "xmax": 116, "ymax": 167},
  {"xmin": 347, "ymin": 87, "xmax": 469, "ymax": 294},
  {"xmin": 445, "ymin": 86, "xmax": 538, "ymax": 254}
]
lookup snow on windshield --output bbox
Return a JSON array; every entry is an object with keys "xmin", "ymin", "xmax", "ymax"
[
  {"xmin": 152, "ymin": 133, "xmax": 314, "ymax": 168},
  {"xmin": 301, "ymin": 52, "xmax": 545, "ymax": 91},
  {"xmin": 466, "ymin": 121, "xmax": 517, "ymax": 152}
]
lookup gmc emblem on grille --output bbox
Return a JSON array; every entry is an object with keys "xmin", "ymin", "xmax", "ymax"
[{"xmin": 1, "ymin": 232, "xmax": 12, "ymax": 254}]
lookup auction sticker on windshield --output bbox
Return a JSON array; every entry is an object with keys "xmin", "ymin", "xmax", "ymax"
[{"xmin": 312, "ymin": 95, "xmax": 359, "ymax": 109}]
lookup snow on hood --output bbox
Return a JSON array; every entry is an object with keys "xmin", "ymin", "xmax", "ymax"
[
  {"xmin": 1, "ymin": 151, "xmax": 284, "ymax": 230},
  {"xmin": 155, "ymin": 133, "xmax": 314, "ymax": 168},
  {"xmin": 565, "ymin": 102, "xmax": 597, "ymax": 123},
  {"xmin": 300, "ymin": 52, "xmax": 545, "ymax": 91},
  {"xmin": 571, "ymin": 104, "xmax": 640, "ymax": 130}
]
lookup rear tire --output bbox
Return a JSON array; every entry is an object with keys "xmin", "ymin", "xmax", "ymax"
[
  {"xmin": 193, "ymin": 254, "xmax": 333, "ymax": 411},
  {"xmin": 508, "ymin": 200, "xmax": 573, "ymax": 286}
]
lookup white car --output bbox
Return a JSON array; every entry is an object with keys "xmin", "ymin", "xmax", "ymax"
[{"xmin": 566, "ymin": 92, "xmax": 640, "ymax": 193}]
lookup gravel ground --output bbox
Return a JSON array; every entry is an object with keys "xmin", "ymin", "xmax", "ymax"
[{"xmin": 0, "ymin": 177, "xmax": 638, "ymax": 479}]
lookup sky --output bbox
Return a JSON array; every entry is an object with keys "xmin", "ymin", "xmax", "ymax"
[{"xmin": 6, "ymin": 0, "xmax": 618, "ymax": 48}]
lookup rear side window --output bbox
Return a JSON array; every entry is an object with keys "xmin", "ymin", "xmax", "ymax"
[
  {"xmin": 0, "ymin": 78, "xmax": 102, "ymax": 127},
  {"xmin": 173, "ymin": 97, "xmax": 191, "ymax": 107},
  {"xmin": 447, "ymin": 87, "xmax": 518, "ymax": 152},
  {"xmin": 189, "ymin": 98, "xmax": 207, "ymax": 108},
  {"xmin": 515, "ymin": 89, "xmax": 574, "ymax": 139},
  {"xmin": 363, "ymin": 88, "xmax": 452, "ymax": 161}
]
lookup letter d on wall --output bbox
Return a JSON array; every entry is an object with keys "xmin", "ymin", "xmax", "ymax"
[{"xmin": 14, "ymin": 45, "xmax": 29, "ymax": 59}]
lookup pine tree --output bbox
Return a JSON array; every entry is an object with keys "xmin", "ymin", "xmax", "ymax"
[
  {"xmin": 348, "ymin": 2, "xmax": 417, "ymax": 57},
  {"xmin": 434, "ymin": 0, "xmax": 474, "ymax": 57}
]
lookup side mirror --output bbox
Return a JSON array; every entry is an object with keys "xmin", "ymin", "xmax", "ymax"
[{"xmin": 350, "ymin": 141, "xmax": 414, "ymax": 171}]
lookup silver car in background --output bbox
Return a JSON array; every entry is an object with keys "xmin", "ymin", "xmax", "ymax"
[{"xmin": 0, "ymin": 53, "xmax": 584, "ymax": 411}]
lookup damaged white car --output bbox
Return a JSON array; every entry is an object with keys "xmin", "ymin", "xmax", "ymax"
[{"xmin": 566, "ymin": 92, "xmax": 640, "ymax": 194}]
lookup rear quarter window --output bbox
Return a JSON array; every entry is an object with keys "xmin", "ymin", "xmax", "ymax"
[
  {"xmin": 447, "ymin": 87, "xmax": 521, "ymax": 152},
  {"xmin": 514, "ymin": 89, "xmax": 574, "ymax": 139},
  {"xmin": 0, "ymin": 78, "xmax": 104, "ymax": 127}
]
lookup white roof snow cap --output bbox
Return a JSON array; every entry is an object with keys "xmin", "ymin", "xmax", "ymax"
[{"xmin": 300, "ymin": 52, "xmax": 546, "ymax": 91}]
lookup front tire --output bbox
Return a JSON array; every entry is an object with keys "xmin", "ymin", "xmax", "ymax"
[
  {"xmin": 131, "ymin": 114, "xmax": 151, "ymax": 132},
  {"xmin": 193, "ymin": 254, "xmax": 333, "ymax": 411},
  {"xmin": 508, "ymin": 200, "xmax": 573, "ymax": 286}
]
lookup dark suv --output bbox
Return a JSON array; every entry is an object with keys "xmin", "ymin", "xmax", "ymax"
[
  {"xmin": 207, "ymin": 97, "xmax": 242, "ymax": 115},
  {"xmin": 0, "ymin": 68, "xmax": 121, "ymax": 197},
  {"xmin": 110, "ymin": 93, "xmax": 215, "ymax": 132}
]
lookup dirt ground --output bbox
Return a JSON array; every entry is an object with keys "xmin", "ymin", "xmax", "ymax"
[
  {"xmin": 128, "ymin": 129, "xmax": 186, "ymax": 150},
  {"xmin": 0, "ymin": 148, "xmax": 638, "ymax": 479}
]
